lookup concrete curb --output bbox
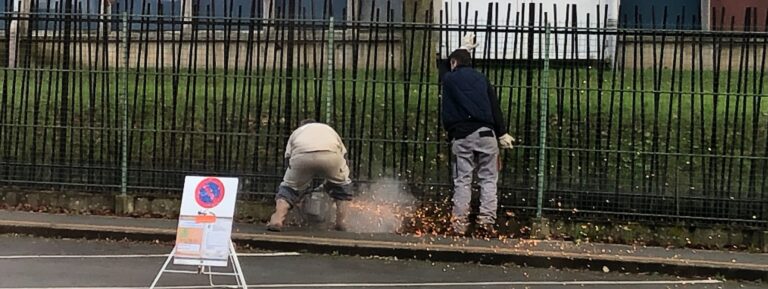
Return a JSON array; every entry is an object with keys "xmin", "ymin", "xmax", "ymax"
[{"xmin": 1, "ymin": 220, "xmax": 766, "ymax": 282}]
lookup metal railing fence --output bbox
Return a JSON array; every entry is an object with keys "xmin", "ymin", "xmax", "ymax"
[{"xmin": 1, "ymin": 2, "xmax": 768, "ymax": 227}]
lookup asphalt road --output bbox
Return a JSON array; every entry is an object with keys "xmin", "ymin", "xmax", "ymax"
[{"xmin": 0, "ymin": 234, "xmax": 762, "ymax": 289}]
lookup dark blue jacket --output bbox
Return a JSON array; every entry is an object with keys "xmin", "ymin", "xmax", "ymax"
[{"xmin": 441, "ymin": 65, "xmax": 507, "ymax": 140}]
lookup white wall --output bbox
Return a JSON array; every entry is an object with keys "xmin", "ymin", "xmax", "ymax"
[{"xmin": 439, "ymin": 0, "xmax": 619, "ymax": 61}]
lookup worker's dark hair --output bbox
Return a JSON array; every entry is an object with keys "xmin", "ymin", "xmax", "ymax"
[
  {"xmin": 448, "ymin": 49, "xmax": 472, "ymax": 67},
  {"xmin": 299, "ymin": 118, "xmax": 316, "ymax": 126}
]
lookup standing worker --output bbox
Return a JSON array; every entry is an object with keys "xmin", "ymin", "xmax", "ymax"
[
  {"xmin": 441, "ymin": 34, "xmax": 515, "ymax": 237},
  {"xmin": 267, "ymin": 119, "xmax": 353, "ymax": 232}
]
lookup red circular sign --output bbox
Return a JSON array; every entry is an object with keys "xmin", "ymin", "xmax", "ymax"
[{"xmin": 194, "ymin": 177, "xmax": 225, "ymax": 209}]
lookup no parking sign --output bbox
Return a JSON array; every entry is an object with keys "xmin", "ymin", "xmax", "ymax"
[
  {"xmin": 174, "ymin": 176, "xmax": 239, "ymax": 267},
  {"xmin": 195, "ymin": 178, "xmax": 226, "ymax": 209}
]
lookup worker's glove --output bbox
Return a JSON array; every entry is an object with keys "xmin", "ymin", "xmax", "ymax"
[
  {"xmin": 498, "ymin": 133, "xmax": 515, "ymax": 149},
  {"xmin": 459, "ymin": 33, "xmax": 478, "ymax": 51}
]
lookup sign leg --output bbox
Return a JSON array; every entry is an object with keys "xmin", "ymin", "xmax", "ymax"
[
  {"xmin": 227, "ymin": 254, "xmax": 242, "ymax": 288},
  {"xmin": 207, "ymin": 266, "xmax": 216, "ymax": 287},
  {"xmin": 230, "ymin": 241, "xmax": 248, "ymax": 288},
  {"xmin": 149, "ymin": 246, "xmax": 176, "ymax": 289}
]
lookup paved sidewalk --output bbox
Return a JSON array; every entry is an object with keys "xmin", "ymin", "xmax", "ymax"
[{"xmin": 0, "ymin": 210, "xmax": 766, "ymax": 281}]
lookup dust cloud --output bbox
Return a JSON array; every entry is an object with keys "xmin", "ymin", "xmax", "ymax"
[{"xmin": 341, "ymin": 178, "xmax": 417, "ymax": 233}]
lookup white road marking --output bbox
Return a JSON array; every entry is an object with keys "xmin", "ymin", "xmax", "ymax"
[
  {"xmin": 247, "ymin": 280, "xmax": 723, "ymax": 287},
  {"xmin": 0, "ymin": 279, "xmax": 723, "ymax": 288},
  {"xmin": 0, "ymin": 252, "xmax": 300, "ymax": 259}
]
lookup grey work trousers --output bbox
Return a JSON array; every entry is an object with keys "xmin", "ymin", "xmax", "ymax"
[{"xmin": 450, "ymin": 128, "xmax": 499, "ymax": 233}]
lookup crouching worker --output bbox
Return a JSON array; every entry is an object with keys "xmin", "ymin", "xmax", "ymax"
[{"xmin": 267, "ymin": 119, "xmax": 353, "ymax": 232}]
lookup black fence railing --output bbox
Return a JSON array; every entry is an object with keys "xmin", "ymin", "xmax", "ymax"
[{"xmin": 1, "ymin": 2, "xmax": 768, "ymax": 227}]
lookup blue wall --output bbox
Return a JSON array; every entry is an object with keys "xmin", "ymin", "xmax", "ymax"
[
  {"xmin": 273, "ymin": 0, "xmax": 345, "ymax": 20},
  {"xmin": 0, "ymin": 0, "xmax": 8, "ymax": 30},
  {"xmin": 31, "ymin": 0, "xmax": 102, "ymax": 30},
  {"xmin": 359, "ymin": 0, "xmax": 402, "ymax": 22},
  {"xmin": 619, "ymin": 0, "xmax": 702, "ymax": 29},
  {"xmin": 112, "ymin": 0, "xmax": 183, "ymax": 30},
  {"xmin": 195, "ymin": 0, "xmax": 262, "ymax": 18},
  {"xmin": 194, "ymin": 0, "xmax": 262, "ymax": 30}
]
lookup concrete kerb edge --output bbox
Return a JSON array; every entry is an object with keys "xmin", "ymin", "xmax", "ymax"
[{"xmin": 0, "ymin": 221, "xmax": 766, "ymax": 282}]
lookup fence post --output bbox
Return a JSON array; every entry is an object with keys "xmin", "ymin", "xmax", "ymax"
[
  {"xmin": 121, "ymin": 12, "xmax": 129, "ymax": 196},
  {"xmin": 120, "ymin": 12, "xmax": 128, "ymax": 196},
  {"xmin": 536, "ymin": 23, "xmax": 551, "ymax": 218},
  {"xmin": 326, "ymin": 17, "xmax": 334, "ymax": 125},
  {"xmin": 115, "ymin": 12, "xmax": 133, "ymax": 214},
  {"xmin": 532, "ymin": 23, "xmax": 551, "ymax": 238}
]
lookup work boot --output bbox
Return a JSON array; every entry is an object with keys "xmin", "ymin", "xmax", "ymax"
[
  {"xmin": 334, "ymin": 200, "xmax": 349, "ymax": 231},
  {"xmin": 472, "ymin": 223, "xmax": 499, "ymax": 239},
  {"xmin": 449, "ymin": 217, "xmax": 469, "ymax": 237},
  {"xmin": 267, "ymin": 199, "xmax": 291, "ymax": 232},
  {"xmin": 449, "ymin": 226, "xmax": 467, "ymax": 237}
]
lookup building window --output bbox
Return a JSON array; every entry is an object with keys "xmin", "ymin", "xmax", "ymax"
[
  {"xmin": 111, "ymin": 0, "xmax": 184, "ymax": 31},
  {"xmin": 619, "ymin": 0, "xmax": 703, "ymax": 30},
  {"xmin": 193, "ymin": 0, "xmax": 263, "ymax": 30},
  {"xmin": 30, "ymin": 0, "xmax": 101, "ymax": 30}
]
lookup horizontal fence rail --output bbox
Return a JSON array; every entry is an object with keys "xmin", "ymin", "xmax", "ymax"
[{"xmin": 1, "ymin": 1, "xmax": 768, "ymax": 227}]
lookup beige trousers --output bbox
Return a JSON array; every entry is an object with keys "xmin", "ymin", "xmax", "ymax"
[{"xmin": 282, "ymin": 151, "xmax": 351, "ymax": 190}]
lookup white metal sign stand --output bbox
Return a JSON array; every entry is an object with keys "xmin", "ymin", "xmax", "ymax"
[
  {"xmin": 149, "ymin": 241, "xmax": 247, "ymax": 289},
  {"xmin": 149, "ymin": 176, "xmax": 247, "ymax": 288}
]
